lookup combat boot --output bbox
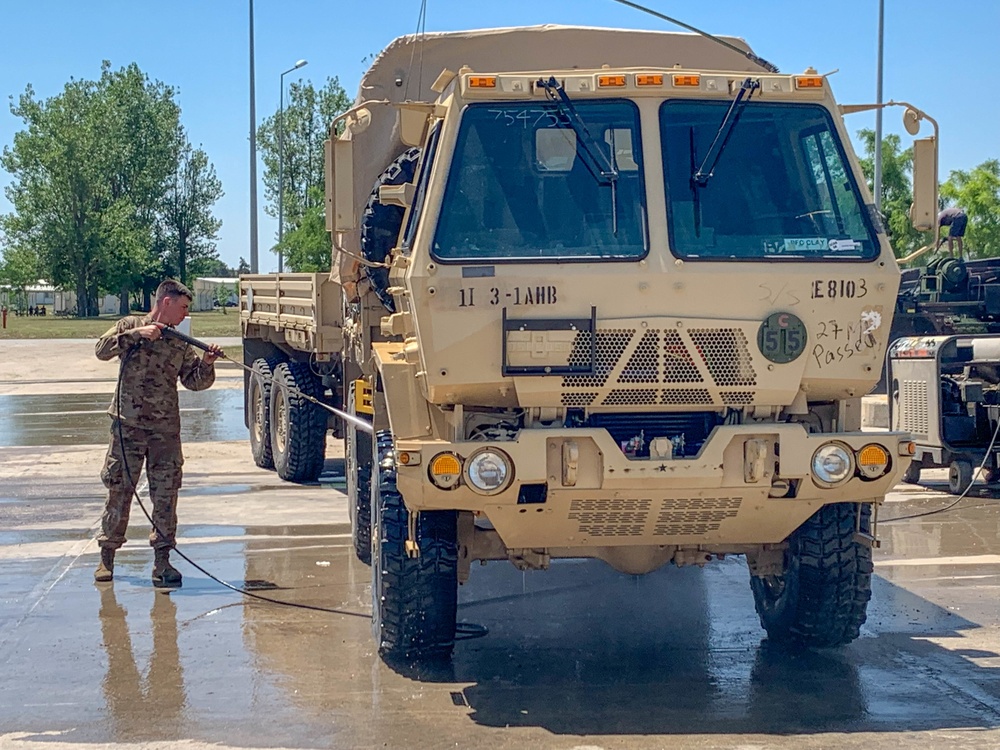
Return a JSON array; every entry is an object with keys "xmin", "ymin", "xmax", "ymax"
[
  {"xmin": 152, "ymin": 548, "xmax": 182, "ymax": 588},
  {"xmin": 94, "ymin": 547, "xmax": 115, "ymax": 582}
]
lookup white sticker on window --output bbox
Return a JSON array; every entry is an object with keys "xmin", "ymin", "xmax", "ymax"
[
  {"xmin": 828, "ymin": 238, "xmax": 861, "ymax": 252},
  {"xmin": 783, "ymin": 238, "xmax": 829, "ymax": 253}
]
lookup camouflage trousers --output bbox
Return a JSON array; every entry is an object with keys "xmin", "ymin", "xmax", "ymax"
[{"xmin": 98, "ymin": 420, "xmax": 184, "ymax": 551}]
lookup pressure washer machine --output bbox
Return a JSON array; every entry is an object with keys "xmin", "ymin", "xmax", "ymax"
[{"xmin": 889, "ymin": 334, "xmax": 1000, "ymax": 494}]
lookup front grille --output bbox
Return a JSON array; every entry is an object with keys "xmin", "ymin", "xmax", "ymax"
[
  {"xmin": 588, "ymin": 411, "xmax": 722, "ymax": 458},
  {"xmin": 559, "ymin": 326, "xmax": 758, "ymax": 407},
  {"xmin": 565, "ymin": 496, "xmax": 743, "ymax": 538}
]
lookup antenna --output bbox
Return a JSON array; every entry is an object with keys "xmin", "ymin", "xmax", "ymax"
[{"xmin": 611, "ymin": 0, "xmax": 780, "ymax": 73}]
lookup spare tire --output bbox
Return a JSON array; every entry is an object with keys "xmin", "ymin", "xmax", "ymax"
[{"xmin": 360, "ymin": 148, "xmax": 421, "ymax": 311}]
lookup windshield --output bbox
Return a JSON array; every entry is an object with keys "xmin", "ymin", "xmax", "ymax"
[
  {"xmin": 432, "ymin": 100, "xmax": 646, "ymax": 262},
  {"xmin": 660, "ymin": 101, "xmax": 879, "ymax": 261}
]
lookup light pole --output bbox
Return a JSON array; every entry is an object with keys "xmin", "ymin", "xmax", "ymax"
[
  {"xmin": 873, "ymin": 0, "xmax": 885, "ymax": 214},
  {"xmin": 278, "ymin": 59, "xmax": 308, "ymax": 273},
  {"xmin": 248, "ymin": 0, "xmax": 259, "ymax": 273}
]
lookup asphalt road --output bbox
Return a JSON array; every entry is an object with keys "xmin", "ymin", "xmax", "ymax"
[{"xmin": 1, "ymin": 344, "xmax": 999, "ymax": 749}]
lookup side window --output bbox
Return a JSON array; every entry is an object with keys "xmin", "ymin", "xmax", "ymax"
[
  {"xmin": 401, "ymin": 122, "xmax": 442, "ymax": 251},
  {"xmin": 800, "ymin": 128, "xmax": 867, "ymax": 239}
]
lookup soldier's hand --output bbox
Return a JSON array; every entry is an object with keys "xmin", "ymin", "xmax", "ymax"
[
  {"xmin": 136, "ymin": 323, "xmax": 165, "ymax": 341},
  {"xmin": 203, "ymin": 344, "xmax": 222, "ymax": 365}
]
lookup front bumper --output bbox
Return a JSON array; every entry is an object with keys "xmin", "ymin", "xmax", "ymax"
[{"xmin": 394, "ymin": 424, "xmax": 910, "ymax": 549}]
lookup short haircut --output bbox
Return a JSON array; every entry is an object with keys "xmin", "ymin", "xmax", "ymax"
[{"xmin": 155, "ymin": 279, "xmax": 193, "ymax": 303}]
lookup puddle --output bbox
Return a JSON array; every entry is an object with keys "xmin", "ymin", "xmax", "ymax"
[{"xmin": 0, "ymin": 389, "xmax": 247, "ymax": 446}]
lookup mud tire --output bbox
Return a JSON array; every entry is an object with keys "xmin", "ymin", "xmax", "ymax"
[
  {"xmin": 901, "ymin": 459, "xmax": 921, "ymax": 485},
  {"xmin": 372, "ymin": 430, "xmax": 458, "ymax": 661},
  {"xmin": 360, "ymin": 148, "xmax": 421, "ymax": 311},
  {"xmin": 346, "ymin": 383, "xmax": 373, "ymax": 565},
  {"xmin": 269, "ymin": 361, "xmax": 327, "ymax": 483},
  {"xmin": 750, "ymin": 503, "xmax": 872, "ymax": 648},
  {"xmin": 249, "ymin": 357, "xmax": 279, "ymax": 470}
]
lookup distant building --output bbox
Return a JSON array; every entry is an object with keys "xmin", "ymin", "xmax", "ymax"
[{"xmin": 192, "ymin": 277, "xmax": 239, "ymax": 311}]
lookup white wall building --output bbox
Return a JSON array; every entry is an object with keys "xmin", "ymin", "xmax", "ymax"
[{"xmin": 192, "ymin": 277, "xmax": 239, "ymax": 312}]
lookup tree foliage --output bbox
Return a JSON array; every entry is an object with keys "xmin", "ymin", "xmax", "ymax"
[
  {"xmin": 256, "ymin": 77, "xmax": 351, "ymax": 272},
  {"xmin": 941, "ymin": 160, "xmax": 1000, "ymax": 258},
  {"xmin": 0, "ymin": 62, "xmax": 224, "ymax": 316}
]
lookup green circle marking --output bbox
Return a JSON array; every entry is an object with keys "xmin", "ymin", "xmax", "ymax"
[{"xmin": 757, "ymin": 312, "xmax": 807, "ymax": 364}]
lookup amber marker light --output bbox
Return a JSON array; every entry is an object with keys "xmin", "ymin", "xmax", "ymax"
[
  {"xmin": 468, "ymin": 76, "xmax": 497, "ymax": 88},
  {"xmin": 857, "ymin": 444, "xmax": 890, "ymax": 480},
  {"xmin": 636, "ymin": 74, "xmax": 664, "ymax": 86},
  {"xmin": 598, "ymin": 75, "xmax": 627, "ymax": 87},
  {"xmin": 795, "ymin": 76, "xmax": 824, "ymax": 89},
  {"xmin": 672, "ymin": 74, "xmax": 701, "ymax": 87},
  {"xmin": 428, "ymin": 452, "xmax": 462, "ymax": 489}
]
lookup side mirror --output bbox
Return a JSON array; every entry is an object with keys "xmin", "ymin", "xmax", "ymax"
[
  {"xmin": 910, "ymin": 136, "xmax": 938, "ymax": 232},
  {"xmin": 325, "ymin": 137, "xmax": 356, "ymax": 232}
]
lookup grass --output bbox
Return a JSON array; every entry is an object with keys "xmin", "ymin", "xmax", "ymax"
[{"xmin": 0, "ymin": 309, "xmax": 243, "ymax": 340}]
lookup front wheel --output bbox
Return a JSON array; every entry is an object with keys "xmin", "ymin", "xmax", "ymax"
[
  {"xmin": 372, "ymin": 431, "xmax": 458, "ymax": 661},
  {"xmin": 749, "ymin": 503, "xmax": 872, "ymax": 648},
  {"xmin": 901, "ymin": 459, "xmax": 921, "ymax": 485},
  {"xmin": 346, "ymin": 382, "xmax": 373, "ymax": 565}
]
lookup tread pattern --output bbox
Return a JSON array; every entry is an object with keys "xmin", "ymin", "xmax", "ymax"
[
  {"xmin": 270, "ymin": 361, "xmax": 327, "ymax": 483},
  {"xmin": 750, "ymin": 503, "xmax": 872, "ymax": 648},
  {"xmin": 249, "ymin": 357, "xmax": 279, "ymax": 470},
  {"xmin": 360, "ymin": 148, "xmax": 421, "ymax": 311},
  {"xmin": 372, "ymin": 431, "xmax": 458, "ymax": 660}
]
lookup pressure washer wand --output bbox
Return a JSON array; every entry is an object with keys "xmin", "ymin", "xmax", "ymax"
[{"xmin": 160, "ymin": 326, "xmax": 373, "ymax": 434}]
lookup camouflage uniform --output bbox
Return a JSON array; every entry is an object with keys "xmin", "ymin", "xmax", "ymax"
[{"xmin": 95, "ymin": 315, "xmax": 215, "ymax": 551}]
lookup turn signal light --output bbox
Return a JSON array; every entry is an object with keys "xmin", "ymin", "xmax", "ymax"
[
  {"xmin": 857, "ymin": 444, "xmax": 890, "ymax": 480},
  {"xmin": 429, "ymin": 452, "xmax": 462, "ymax": 489},
  {"xmin": 672, "ymin": 74, "xmax": 701, "ymax": 87},
  {"xmin": 598, "ymin": 75, "xmax": 627, "ymax": 87},
  {"xmin": 795, "ymin": 76, "xmax": 824, "ymax": 89},
  {"xmin": 468, "ymin": 76, "xmax": 497, "ymax": 88}
]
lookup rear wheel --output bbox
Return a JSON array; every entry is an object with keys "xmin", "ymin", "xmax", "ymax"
[
  {"xmin": 948, "ymin": 459, "xmax": 974, "ymax": 495},
  {"xmin": 269, "ymin": 361, "xmax": 327, "ymax": 482},
  {"xmin": 901, "ymin": 459, "xmax": 921, "ymax": 485},
  {"xmin": 372, "ymin": 430, "xmax": 458, "ymax": 661},
  {"xmin": 249, "ymin": 357, "xmax": 279, "ymax": 470},
  {"xmin": 750, "ymin": 503, "xmax": 872, "ymax": 648}
]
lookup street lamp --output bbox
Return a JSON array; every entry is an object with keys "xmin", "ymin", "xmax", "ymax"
[
  {"xmin": 873, "ymin": 0, "xmax": 885, "ymax": 214},
  {"xmin": 248, "ymin": 0, "xmax": 259, "ymax": 273},
  {"xmin": 278, "ymin": 58, "xmax": 308, "ymax": 273}
]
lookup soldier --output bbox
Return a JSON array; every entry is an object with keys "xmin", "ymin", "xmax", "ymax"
[
  {"xmin": 937, "ymin": 206, "xmax": 968, "ymax": 257},
  {"xmin": 93, "ymin": 279, "xmax": 222, "ymax": 587}
]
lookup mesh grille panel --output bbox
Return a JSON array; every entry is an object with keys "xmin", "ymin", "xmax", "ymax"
[
  {"xmin": 653, "ymin": 497, "xmax": 741, "ymax": 536},
  {"xmin": 619, "ymin": 330, "xmax": 660, "ymax": 383},
  {"xmin": 662, "ymin": 388, "xmax": 714, "ymax": 405},
  {"xmin": 603, "ymin": 389, "xmax": 659, "ymax": 406},
  {"xmin": 689, "ymin": 329, "xmax": 757, "ymax": 387},
  {"xmin": 900, "ymin": 380, "xmax": 929, "ymax": 435},
  {"xmin": 561, "ymin": 392, "xmax": 597, "ymax": 407},
  {"xmin": 663, "ymin": 329, "xmax": 703, "ymax": 383},
  {"xmin": 564, "ymin": 329, "xmax": 634, "ymax": 388},
  {"xmin": 569, "ymin": 498, "xmax": 651, "ymax": 537}
]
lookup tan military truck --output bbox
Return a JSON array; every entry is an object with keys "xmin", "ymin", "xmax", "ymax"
[{"xmin": 241, "ymin": 25, "xmax": 938, "ymax": 661}]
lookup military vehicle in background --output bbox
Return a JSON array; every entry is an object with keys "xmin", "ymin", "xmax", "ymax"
[{"xmin": 241, "ymin": 25, "xmax": 938, "ymax": 661}]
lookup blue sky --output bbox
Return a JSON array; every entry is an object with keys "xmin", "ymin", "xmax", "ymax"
[{"xmin": 1, "ymin": 0, "xmax": 996, "ymax": 272}]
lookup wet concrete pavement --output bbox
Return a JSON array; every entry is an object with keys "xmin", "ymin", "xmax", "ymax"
[{"xmin": 1, "ymin": 360, "xmax": 1000, "ymax": 748}]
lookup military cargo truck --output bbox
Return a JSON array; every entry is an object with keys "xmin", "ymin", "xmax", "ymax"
[{"xmin": 241, "ymin": 25, "xmax": 938, "ymax": 660}]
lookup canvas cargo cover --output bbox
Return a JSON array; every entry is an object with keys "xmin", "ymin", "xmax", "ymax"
[{"xmin": 334, "ymin": 24, "xmax": 768, "ymax": 289}]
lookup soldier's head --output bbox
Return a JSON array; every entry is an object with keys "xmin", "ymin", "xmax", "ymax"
[{"xmin": 153, "ymin": 280, "xmax": 193, "ymax": 326}]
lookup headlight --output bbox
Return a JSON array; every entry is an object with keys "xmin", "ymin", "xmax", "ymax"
[
  {"xmin": 812, "ymin": 443, "xmax": 854, "ymax": 486},
  {"xmin": 465, "ymin": 448, "xmax": 513, "ymax": 495}
]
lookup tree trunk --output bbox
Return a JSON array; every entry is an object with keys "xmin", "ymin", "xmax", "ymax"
[
  {"xmin": 87, "ymin": 280, "xmax": 99, "ymax": 317},
  {"xmin": 119, "ymin": 285, "xmax": 129, "ymax": 316},
  {"xmin": 76, "ymin": 276, "xmax": 88, "ymax": 318},
  {"xmin": 143, "ymin": 287, "xmax": 152, "ymax": 311}
]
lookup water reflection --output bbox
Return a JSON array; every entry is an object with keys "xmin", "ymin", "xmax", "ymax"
[
  {"xmin": 99, "ymin": 587, "xmax": 186, "ymax": 741},
  {"xmin": 0, "ymin": 389, "xmax": 246, "ymax": 446}
]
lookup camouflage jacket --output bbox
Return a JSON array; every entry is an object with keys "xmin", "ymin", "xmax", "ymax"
[{"xmin": 96, "ymin": 315, "xmax": 216, "ymax": 433}]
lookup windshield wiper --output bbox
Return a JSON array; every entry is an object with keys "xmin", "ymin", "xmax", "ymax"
[
  {"xmin": 692, "ymin": 77, "xmax": 761, "ymax": 187},
  {"xmin": 536, "ymin": 76, "xmax": 620, "ymax": 235}
]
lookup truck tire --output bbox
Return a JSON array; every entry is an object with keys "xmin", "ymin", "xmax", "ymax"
[
  {"xmin": 901, "ymin": 459, "xmax": 921, "ymax": 485},
  {"xmin": 248, "ymin": 357, "xmax": 279, "ymax": 470},
  {"xmin": 948, "ymin": 459, "xmax": 974, "ymax": 495},
  {"xmin": 371, "ymin": 430, "xmax": 458, "ymax": 661},
  {"xmin": 749, "ymin": 503, "xmax": 872, "ymax": 648},
  {"xmin": 360, "ymin": 148, "xmax": 421, "ymax": 311},
  {"xmin": 269, "ymin": 361, "xmax": 327, "ymax": 483},
  {"xmin": 346, "ymin": 383, "xmax": 373, "ymax": 564}
]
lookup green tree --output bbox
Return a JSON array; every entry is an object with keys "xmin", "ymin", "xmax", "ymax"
[
  {"xmin": 256, "ymin": 77, "xmax": 350, "ymax": 270},
  {"xmin": 0, "ymin": 242, "xmax": 40, "ymax": 310},
  {"xmin": 278, "ymin": 186, "xmax": 332, "ymax": 272},
  {"xmin": 856, "ymin": 129, "xmax": 930, "ymax": 259},
  {"xmin": 941, "ymin": 160, "xmax": 1000, "ymax": 258},
  {"xmin": 158, "ymin": 142, "xmax": 224, "ymax": 284}
]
